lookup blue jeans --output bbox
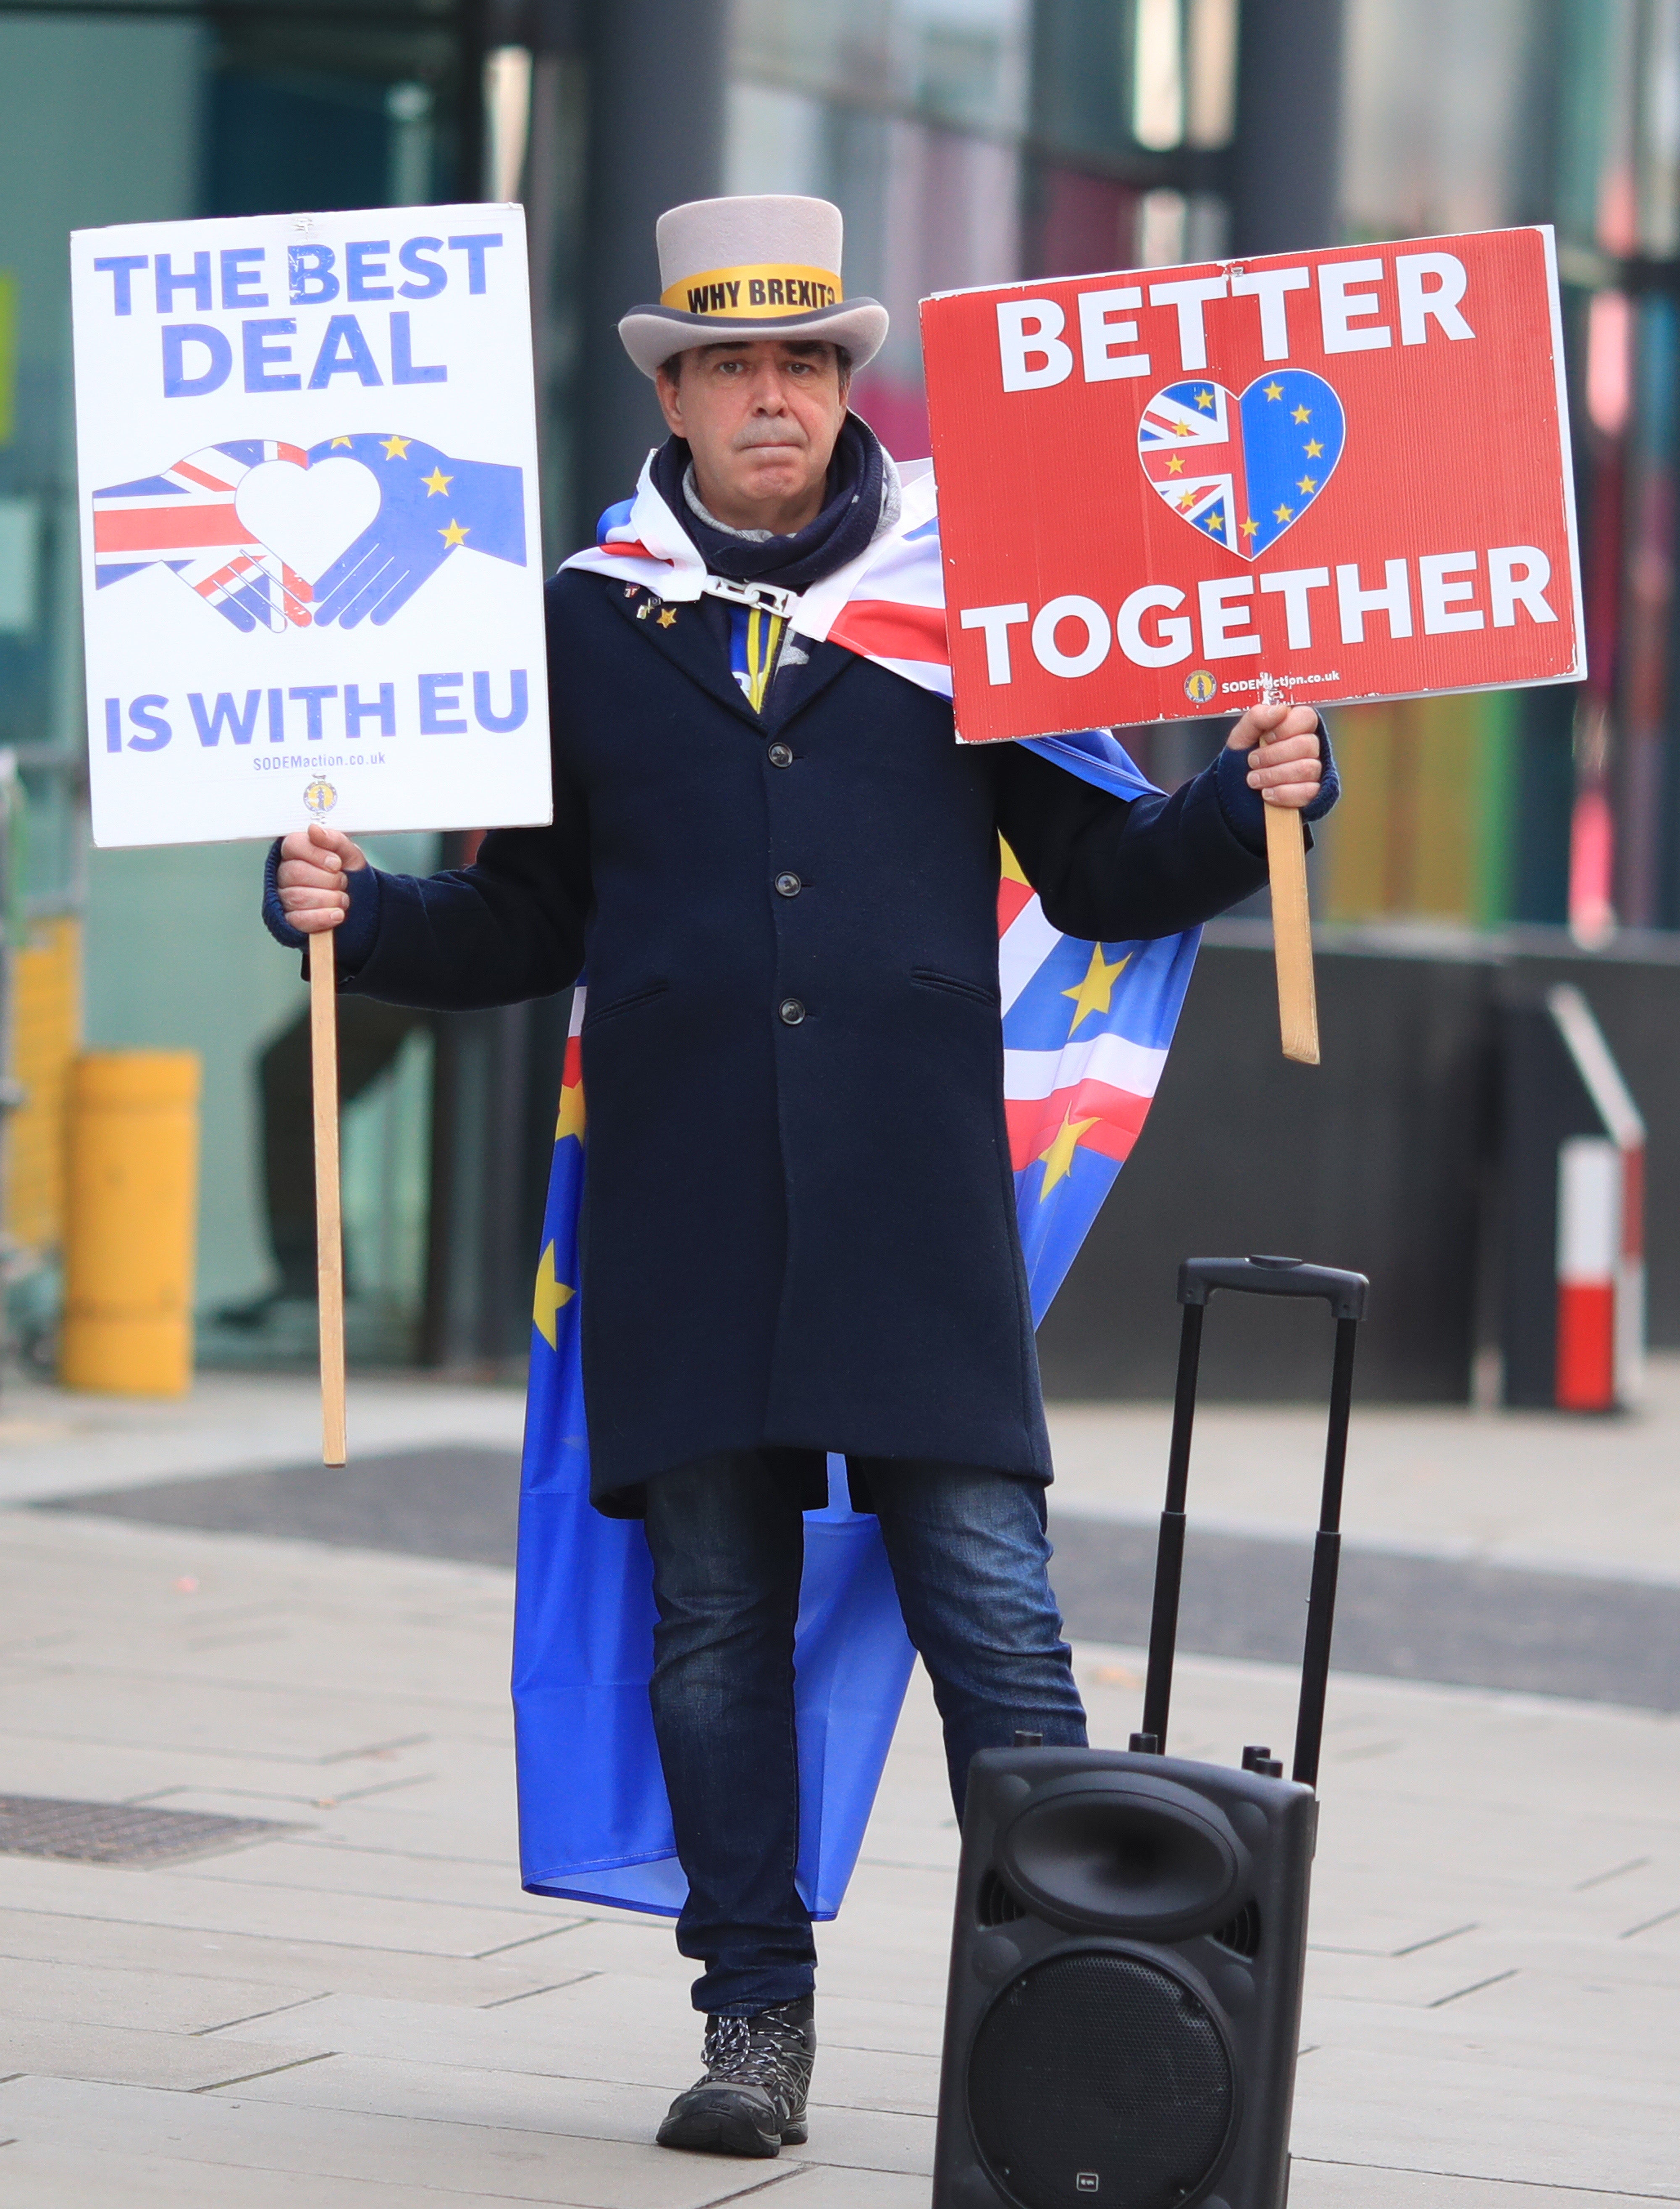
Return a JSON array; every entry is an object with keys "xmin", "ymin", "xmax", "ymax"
[{"xmin": 642, "ymin": 1449, "xmax": 1088, "ymax": 2014}]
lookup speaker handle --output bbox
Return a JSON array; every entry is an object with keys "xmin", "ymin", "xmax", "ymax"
[
  {"xmin": 1178, "ymin": 1254, "xmax": 1368, "ymax": 1321},
  {"xmin": 1139, "ymin": 1257, "xmax": 1366, "ymax": 1779},
  {"xmin": 1138, "ymin": 1299, "xmax": 1202, "ymax": 1755},
  {"xmin": 1293, "ymin": 1313, "xmax": 1359, "ymax": 1787}
]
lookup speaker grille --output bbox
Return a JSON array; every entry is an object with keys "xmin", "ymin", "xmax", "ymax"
[{"xmin": 968, "ymin": 1949, "xmax": 1235, "ymax": 2209}]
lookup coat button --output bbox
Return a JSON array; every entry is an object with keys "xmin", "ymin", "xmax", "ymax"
[
  {"xmin": 767, "ymin": 742, "xmax": 793, "ymax": 768},
  {"xmin": 778, "ymin": 998, "xmax": 806, "ymax": 1025},
  {"xmin": 774, "ymin": 872, "xmax": 802, "ymax": 898}
]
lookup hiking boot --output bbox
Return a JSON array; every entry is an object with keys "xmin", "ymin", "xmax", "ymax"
[{"xmin": 656, "ymin": 1994, "xmax": 815, "ymax": 2156}]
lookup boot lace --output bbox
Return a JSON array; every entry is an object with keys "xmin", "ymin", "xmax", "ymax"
[{"xmin": 700, "ymin": 2004, "xmax": 811, "ymax": 2104}]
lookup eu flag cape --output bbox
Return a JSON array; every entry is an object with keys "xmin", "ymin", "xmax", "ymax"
[{"xmin": 512, "ymin": 454, "xmax": 1200, "ymax": 1915}]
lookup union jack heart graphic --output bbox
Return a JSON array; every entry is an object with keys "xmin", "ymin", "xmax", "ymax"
[
  {"xmin": 1137, "ymin": 369, "xmax": 1346, "ymax": 560},
  {"xmin": 90, "ymin": 441, "xmax": 314, "ymax": 634}
]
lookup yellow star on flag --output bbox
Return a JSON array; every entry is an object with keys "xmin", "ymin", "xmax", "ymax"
[
  {"xmin": 1304, "ymin": 438, "xmax": 1323, "ymax": 457},
  {"xmin": 1206, "ymin": 511, "xmax": 1225, "ymax": 532},
  {"xmin": 532, "ymin": 1240, "xmax": 575, "ymax": 1349},
  {"xmin": 1241, "ymin": 516, "xmax": 1259, "ymax": 540},
  {"xmin": 1166, "ymin": 453, "xmax": 1185, "ymax": 473},
  {"xmin": 1062, "ymin": 944, "xmax": 1131, "ymax": 1032},
  {"xmin": 380, "ymin": 434, "xmax": 411, "ymax": 460},
  {"xmin": 330, "ymin": 434, "xmax": 354, "ymax": 448},
  {"xmin": 1194, "ymin": 389, "xmax": 1215, "ymax": 409},
  {"xmin": 439, "ymin": 520, "xmax": 470, "ymax": 547},
  {"xmin": 1297, "ymin": 475, "xmax": 1317, "ymax": 494},
  {"xmin": 555, "ymin": 1080, "xmax": 585, "ymax": 1145},
  {"xmin": 1171, "ymin": 419, "xmax": 1192, "ymax": 437},
  {"xmin": 1274, "ymin": 502, "xmax": 1294, "ymax": 523},
  {"xmin": 1264, "ymin": 381, "xmax": 1284, "ymax": 400},
  {"xmin": 1291, "ymin": 404, "xmax": 1310, "ymax": 424},
  {"xmin": 421, "ymin": 466, "xmax": 452, "ymax": 496},
  {"xmin": 1176, "ymin": 489, "xmax": 1197, "ymax": 511},
  {"xmin": 1038, "ymin": 1110, "xmax": 1102, "ymax": 1195}
]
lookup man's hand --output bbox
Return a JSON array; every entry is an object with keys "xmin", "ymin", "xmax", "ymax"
[
  {"xmin": 306, "ymin": 435, "xmax": 527, "ymax": 629},
  {"xmin": 276, "ymin": 824, "xmax": 368, "ymax": 933},
  {"xmin": 1225, "ymin": 702, "xmax": 1323, "ymax": 809}
]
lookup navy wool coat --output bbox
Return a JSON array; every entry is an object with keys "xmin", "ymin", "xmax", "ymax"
[{"xmin": 330, "ymin": 571, "xmax": 1274, "ymax": 1511}]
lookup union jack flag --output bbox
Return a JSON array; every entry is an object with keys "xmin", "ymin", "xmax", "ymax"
[
  {"xmin": 91, "ymin": 439, "xmax": 312, "ymax": 632},
  {"xmin": 1138, "ymin": 381, "xmax": 1241, "ymax": 550}
]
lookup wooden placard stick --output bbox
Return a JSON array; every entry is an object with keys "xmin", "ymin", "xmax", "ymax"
[
  {"xmin": 1258, "ymin": 678, "xmax": 1320, "ymax": 1065},
  {"xmin": 310, "ymin": 928, "xmax": 348, "ymax": 1465},
  {"xmin": 1265, "ymin": 806, "xmax": 1320, "ymax": 1065}
]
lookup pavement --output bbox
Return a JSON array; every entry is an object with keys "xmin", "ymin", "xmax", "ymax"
[{"xmin": 0, "ymin": 1364, "xmax": 1676, "ymax": 2206}]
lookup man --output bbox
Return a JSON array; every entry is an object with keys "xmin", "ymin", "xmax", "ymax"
[{"xmin": 267, "ymin": 196, "xmax": 1333, "ymax": 2161}]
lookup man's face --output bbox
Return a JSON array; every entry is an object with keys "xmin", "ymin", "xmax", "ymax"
[{"xmin": 655, "ymin": 341, "xmax": 847, "ymax": 529}]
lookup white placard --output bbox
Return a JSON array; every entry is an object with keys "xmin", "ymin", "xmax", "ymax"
[{"xmin": 71, "ymin": 204, "xmax": 551, "ymax": 848}]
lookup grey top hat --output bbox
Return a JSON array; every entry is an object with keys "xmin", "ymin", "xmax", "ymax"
[{"xmin": 618, "ymin": 194, "xmax": 889, "ymax": 379}]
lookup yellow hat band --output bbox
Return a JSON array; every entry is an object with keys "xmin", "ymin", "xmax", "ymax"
[{"xmin": 659, "ymin": 263, "xmax": 843, "ymax": 318}]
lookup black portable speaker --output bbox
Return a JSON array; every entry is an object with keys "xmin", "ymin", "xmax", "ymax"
[{"xmin": 932, "ymin": 1255, "xmax": 1368, "ymax": 2209}]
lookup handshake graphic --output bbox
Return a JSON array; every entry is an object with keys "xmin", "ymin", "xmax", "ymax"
[{"xmin": 91, "ymin": 432, "xmax": 527, "ymax": 634}]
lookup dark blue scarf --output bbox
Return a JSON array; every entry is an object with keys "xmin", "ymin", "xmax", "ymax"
[{"xmin": 651, "ymin": 413, "xmax": 887, "ymax": 593}]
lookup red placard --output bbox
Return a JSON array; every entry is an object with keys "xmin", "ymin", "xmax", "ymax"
[{"xmin": 921, "ymin": 226, "xmax": 1583, "ymax": 744}]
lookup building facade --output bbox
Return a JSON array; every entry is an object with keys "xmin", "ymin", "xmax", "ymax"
[{"xmin": 0, "ymin": 0, "xmax": 1672, "ymax": 1371}]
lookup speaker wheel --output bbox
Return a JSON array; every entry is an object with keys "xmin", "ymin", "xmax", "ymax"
[{"xmin": 966, "ymin": 1946, "xmax": 1236, "ymax": 2209}]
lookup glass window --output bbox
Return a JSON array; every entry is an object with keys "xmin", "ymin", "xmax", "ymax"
[
  {"xmin": 727, "ymin": 0, "xmax": 1230, "ymax": 456},
  {"xmin": 1341, "ymin": 0, "xmax": 1535, "ymax": 240},
  {"xmin": 731, "ymin": 0, "xmax": 1030, "ymax": 135},
  {"xmin": 0, "ymin": 0, "xmax": 468, "ymax": 1363},
  {"xmin": 1031, "ymin": 0, "xmax": 1136, "ymax": 163}
]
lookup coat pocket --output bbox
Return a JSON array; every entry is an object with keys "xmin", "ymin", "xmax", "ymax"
[
  {"xmin": 582, "ymin": 978, "xmax": 669, "ymax": 1031},
  {"xmin": 911, "ymin": 967, "xmax": 1001, "ymax": 1010}
]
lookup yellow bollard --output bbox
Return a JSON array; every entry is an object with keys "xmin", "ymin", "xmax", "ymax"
[{"xmin": 60, "ymin": 1051, "xmax": 201, "ymax": 1397}]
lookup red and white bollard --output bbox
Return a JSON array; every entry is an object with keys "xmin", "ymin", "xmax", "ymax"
[
  {"xmin": 1555, "ymin": 1138, "xmax": 1643, "ymax": 1407},
  {"xmin": 1501, "ymin": 984, "xmax": 1645, "ymax": 1413}
]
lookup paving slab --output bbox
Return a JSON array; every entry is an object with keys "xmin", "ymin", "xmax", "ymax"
[
  {"xmin": 137, "ymin": 1795, "xmax": 522, "ymax": 1860},
  {"xmin": 13, "ymin": 1356, "xmax": 1679, "ymax": 1583},
  {"xmin": 0, "ymin": 1850, "xmax": 579, "ymax": 1956},
  {"xmin": 1045, "ymin": 1355, "xmax": 1680, "ymax": 1583},
  {"xmin": 0, "ymin": 1668, "xmax": 471, "ymax": 1764},
  {"xmin": 0, "ymin": 1951, "xmax": 318, "ymax": 2032},
  {"xmin": 1289, "ymin": 2166, "xmax": 1667, "ymax": 2208},
  {"xmin": 0, "ymin": 2016, "xmax": 327, "ymax": 2092},
  {"xmin": 212, "ymin": 1984, "xmax": 945, "ymax": 2115},
  {"xmin": 30, "ymin": 1497, "xmax": 1668, "ymax": 1722},
  {"xmin": 0, "ymin": 1731, "xmax": 419, "ymax": 1814},
  {"xmin": 0, "ymin": 1906, "xmax": 607, "ymax": 2006},
  {"xmin": 768, "ymin": 2173, "xmax": 933, "ymax": 2208},
  {"xmin": 39, "ymin": 1446, "xmax": 527, "ymax": 1568},
  {"xmin": 0, "ymin": 2144, "xmax": 514, "ymax": 2209},
  {"xmin": 1046, "ymin": 1513, "xmax": 1680, "ymax": 1709},
  {"xmin": 216, "ymin": 2048, "xmax": 937, "ymax": 2169},
  {"xmin": 0, "ymin": 1435, "xmax": 1675, "ymax": 2205},
  {"xmin": 0, "ymin": 2077, "xmax": 805, "ymax": 2204},
  {"xmin": 180, "ymin": 1837, "xmax": 571, "ymax": 1914},
  {"xmin": 0, "ymin": 1372, "xmax": 527, "ymax": 1507},
  {"xmin": 1291, "ymin": 2041, "xmax": 1679, "ymax": 2195}
]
